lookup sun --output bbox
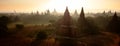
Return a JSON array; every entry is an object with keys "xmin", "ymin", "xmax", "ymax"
[{"xmin": 43, "ymin": 0, "xmax": 87, "ymax": 12}]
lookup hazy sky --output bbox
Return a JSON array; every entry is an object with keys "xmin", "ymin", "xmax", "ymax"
[{"xmin": 0, "ymin": 0, "xmax": 120, "ymax": 13}]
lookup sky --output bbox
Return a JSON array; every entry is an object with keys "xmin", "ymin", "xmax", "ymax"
[{"xmin": 0, "ymin": 0, "xmax": 120, "ymax": 13}]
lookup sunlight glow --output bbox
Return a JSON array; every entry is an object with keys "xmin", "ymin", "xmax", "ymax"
[
  {"xmin": 38, "ymin": 0, "xmax": 120, "ymax": 13},
  {"xmin": 43, "ymin": 0, "xmax": 87, "ymax": 12},
  {"xmin": 0, "ymin": 0, "xmax": 120, "ymax": 13}
]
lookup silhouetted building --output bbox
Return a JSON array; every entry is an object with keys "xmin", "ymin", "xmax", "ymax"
[
  {"xmin": 46, "ymin": 10, "xmax": 50, "ymax": 15},
  {"xmin": 108, "ymin": 10, "xmax": 112, "ymax": 14},
  {"xmin": 107, "ymin": 10, "xmax": 113, "ymax": 16},
  {"xmin": 103, "ymin": 11, "xmax": 106, "ymax": 15},
  {"xmin": 74, "ymin": 10, "xmax": 78, "ymax": 16},
  {"xmin": 77, "ymin": 7, "xmax": 99, "ymax": 36},
  {"xmin": 31, "ymin": 12, "xmax": 34, "ymax": 15},
  {"xmin": 107, "ymin": 12, "xmax": 120, "ymax": 35},
  {"xmin": 36, "ymin": 11, "xmax": 39, "ymax": 15},
  {"xmin": 56, "ymin": 7, "xmax": 76, "ymax": 46},
  {"xmin": 52, "ymin": 9, "xmax": 57, "ymax": 15}
]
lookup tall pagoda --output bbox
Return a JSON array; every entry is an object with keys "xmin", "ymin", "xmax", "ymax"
[
  {"xmin": 107, "ymin": 12, "xmax": 120, "ymax": 35},
  {"xmin": 56, "ymin": 7, "xmax": 76, "ymax": 46},
  {"xmin": 77, "ymin": 7, "xmax": 98, "ymax": 36}
]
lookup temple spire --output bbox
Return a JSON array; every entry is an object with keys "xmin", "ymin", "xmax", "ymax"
[
  {"xmin": 107, "ymin": 12, "xmax": 120, "ymax": 35},
  {"xmin": 64, "ymin": 6, "xmax": 70, "ymax": 17},
  {"xmin": 74, "ymin": 10, "xmax": 78, "ymax": 16},
  {"xmin": 113, "ymin": 12, "xmax": 117, "ymax": 18},
  {"xmin": 56, "ymin": 7, "xmax": 75, "ymax": 46},
  {"xmin": 111, "ymin": 12, "xmax": 119, "ymax": 22},
  {"xmin": 80, "ymin": 7, "xmax": 85, "ymax": 19}
]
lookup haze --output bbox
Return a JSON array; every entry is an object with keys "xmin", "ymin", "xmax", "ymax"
[{"xmin": 0, "ymin": 0, "xmax": 120, "ymax": 13}]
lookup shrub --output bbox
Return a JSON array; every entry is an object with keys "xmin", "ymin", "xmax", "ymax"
[{"xmin": 16, "ymin": 24, "xmax": 24, "ymax": 29}]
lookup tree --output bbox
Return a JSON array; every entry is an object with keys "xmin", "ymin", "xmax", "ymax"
[
  {"xmin": 36, "ymin": 31, "xmax": 47, "ymax": 40},
  {"xmin": 16, "ymin": 24, "xmax": 24, "ymax": 29},
  {"xmin": 31, "ymin": 31, "xmax": 47, "ymax": 46},
  {"xmin": 0, "ymin": 16, "xmax": 10, "ymax": 37}
]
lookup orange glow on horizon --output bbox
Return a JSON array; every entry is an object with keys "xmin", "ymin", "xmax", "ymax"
[{"xmin": 0, "ymin": 0, "xmax": 120, "ymax": 13}]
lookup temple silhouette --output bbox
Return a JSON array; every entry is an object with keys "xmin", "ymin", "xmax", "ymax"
[
  {"xmin": 55, "ymin": 7, "xmax": 76, "ymax": 46},
  {"xmin": 54, "ymin": 7, "xmax": 120, "ymax": 46},
  {"xmin": 0, "ymin": 6, "xmax": 120, "ymax": 46}
]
